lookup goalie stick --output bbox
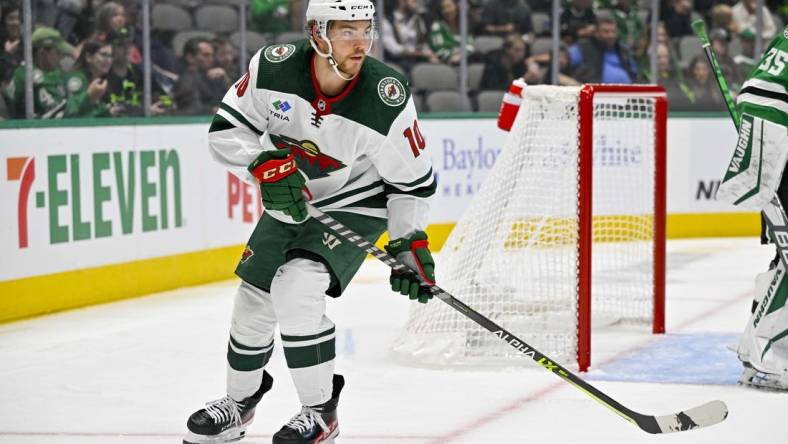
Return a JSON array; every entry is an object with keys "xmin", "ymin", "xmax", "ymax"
[
  {"xmin": 692, "ymin": 19, "xmax": 788, "ymax": 273},
  {"xmin": 307, "ymin": 204, "xmax": 728, "ymax": 434}
]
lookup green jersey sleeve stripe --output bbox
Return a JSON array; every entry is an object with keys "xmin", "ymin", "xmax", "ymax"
[
  {"xmin": 386, "ymin": 168, "xmax": 434, "ymax": 189},
  {"xmin": 219, "ymin": 102, "xmax": 264, "ymax": 136},
  {"xmin": 384, "ymin": 180, "xmax": 437, "ymax": 198},
  {"xmin": 208, "ymin": 114, "xmax": 236, "ymax": 133}
]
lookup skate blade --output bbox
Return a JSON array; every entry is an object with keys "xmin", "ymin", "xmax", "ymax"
[{"xmin": 183, "ymin": 428, "xmax": 246, "ymax": 444}]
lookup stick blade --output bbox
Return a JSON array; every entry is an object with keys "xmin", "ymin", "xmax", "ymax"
[{"xmin": 642, "ymin": 400, "xmax": 728, "ymax": 434}]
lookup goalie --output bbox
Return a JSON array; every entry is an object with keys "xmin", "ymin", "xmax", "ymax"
[{"xmin": 716, "ymin": 26, "xmax": 788, "ymax": 390}]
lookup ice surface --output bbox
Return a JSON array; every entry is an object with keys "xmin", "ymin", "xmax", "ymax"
[{"xmin": 1, "ymin": 237, "xmax": 786, "ymax": 443}]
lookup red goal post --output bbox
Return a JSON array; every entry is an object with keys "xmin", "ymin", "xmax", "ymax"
[{"xmin": 576, "ymin": 84, "xmax": 667, "ymax": 371}]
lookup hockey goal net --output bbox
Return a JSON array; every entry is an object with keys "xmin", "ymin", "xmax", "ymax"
[{"xmin": 392, "ymin": 84, "xmax": 666, "ymax": 372}]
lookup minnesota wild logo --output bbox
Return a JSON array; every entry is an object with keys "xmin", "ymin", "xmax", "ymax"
[
  {"xmin": 264, "ymin": 44, "xmax": 296, "ymax": 63},
  {"xmin": 240, "ymin": 245, "xmax": 254, "ymax": 263},
  {"xmin": 377, "ymin": 77, "xmax": 406, "ymax": 107},
  {"xmin": 270, "ymin": 134, "xmax": 346, "ymax": 179}
]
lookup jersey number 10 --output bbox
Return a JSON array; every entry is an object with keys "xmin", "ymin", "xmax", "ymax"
[{"xmin": 403, "ymin": 120, "xmax": 426, "ymax": 158}]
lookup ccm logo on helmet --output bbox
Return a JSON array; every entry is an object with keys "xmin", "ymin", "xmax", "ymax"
[{"xmin": 350, "ymin": 5, "xmax": 372, "ymax": 8}]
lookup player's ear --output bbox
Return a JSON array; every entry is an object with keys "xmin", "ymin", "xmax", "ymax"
[{"xmin": 308, "ymin": 21, "xmax": 328, "ymax": 52}]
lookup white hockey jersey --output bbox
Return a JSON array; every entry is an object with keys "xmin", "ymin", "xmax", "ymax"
[{"xmin": 207, "ymin": 40, "xmax": 435, "ymax": 239}]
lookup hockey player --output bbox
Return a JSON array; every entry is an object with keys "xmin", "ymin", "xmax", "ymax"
[
  {"xmin": 716, "ymin": 26, "xmax": 788, "ymax": 390},
  {"xmin": 182, "ymin": 0, "xmax": 437, "ymax": 442}
]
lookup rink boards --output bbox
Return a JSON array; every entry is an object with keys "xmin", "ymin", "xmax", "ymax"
[{"xmin": 0, "ymin": 115, "xmax": 759, "ymax": 322}]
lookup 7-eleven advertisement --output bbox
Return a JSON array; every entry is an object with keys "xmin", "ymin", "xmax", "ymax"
[{"xmin": 1, "ymin": 124, "xmax": 260, "ymax": 282}]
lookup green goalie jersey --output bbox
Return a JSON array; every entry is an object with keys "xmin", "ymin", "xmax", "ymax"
[
  {"xmin": 207, "ymin": 40, "xmax": 436, "ymax": 239},
  {"xmin": 737, "ymin": 27, "xmax": 788, "ymax": 127}
]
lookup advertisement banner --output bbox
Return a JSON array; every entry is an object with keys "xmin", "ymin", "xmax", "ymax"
[
  {"xmin": 0, "ymin": 116, "xmax": 749, "ymax": 284},
  {"xmin": 1, "ymin": 124, "xmax": 258, "ymax": 281}
]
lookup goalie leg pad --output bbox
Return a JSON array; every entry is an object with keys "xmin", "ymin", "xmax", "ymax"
[
  {"xmin": 717, "ymin": 114, "xmax": 788, "ymax": 210},
  {"xmin": 737, "ymin": 261, "xmax": 788, "ymax": 389}
]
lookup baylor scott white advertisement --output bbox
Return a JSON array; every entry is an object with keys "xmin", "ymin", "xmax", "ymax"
[{"xmin": 0, "ymin": 116, "xmax": 743, "ymax": 282}]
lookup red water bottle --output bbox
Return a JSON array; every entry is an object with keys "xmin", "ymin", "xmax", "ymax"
[{"xmin": 497, "ymin": 78, "xmax": 526, "ymax": 132}]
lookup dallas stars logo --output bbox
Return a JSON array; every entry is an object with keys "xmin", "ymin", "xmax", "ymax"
[
  {"xmin": 269, "ymin": 134, "xmax": 346, "ymax": 179},
  {"xmin": 264, "ymin": 44, "xmax": 296, "ymax": 63}
]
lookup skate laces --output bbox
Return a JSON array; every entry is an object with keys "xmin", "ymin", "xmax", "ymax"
[
  {"xmin": 204, "ymin": 396, "xmax": 242, "ymax": 426},
  {"xmin": 285, "ymin": 406, "xmax": 329, "ymax": 434}
]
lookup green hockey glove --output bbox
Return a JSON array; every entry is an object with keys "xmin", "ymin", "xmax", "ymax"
[
  {"xmin": 384, "ymin": 231, "xmax": 435, "ymax": 303},
  {"xmin": 248, "ymin": 149, "xmax": 307, "ymax": 221}
]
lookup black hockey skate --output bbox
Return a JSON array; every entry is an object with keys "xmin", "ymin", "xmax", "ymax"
[
  {"xmin": 272, "ymin": 374, "xmax": 344, "ymax": 444},
  {"xmin": 183, "ymin": 370, "xmax": 274, "ymax": 444}
]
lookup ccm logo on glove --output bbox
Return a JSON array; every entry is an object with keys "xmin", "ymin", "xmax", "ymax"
[{"xmin": 251, "ymin": 156, "xmax": 297, "ymax": 182}]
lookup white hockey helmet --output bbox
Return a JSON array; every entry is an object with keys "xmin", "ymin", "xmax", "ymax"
[
  {"xmin": 305, "ymin": 0, "xmax": 376, "ymax": 80},
  {"xmin": 306, "ymin": 0, "xmax": 376, "ymax": 39}
]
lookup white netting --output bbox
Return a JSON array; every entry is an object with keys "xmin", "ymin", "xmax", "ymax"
[{"xmin": 391, "ymin": 85, "xmax": 658, "ymax": 368}]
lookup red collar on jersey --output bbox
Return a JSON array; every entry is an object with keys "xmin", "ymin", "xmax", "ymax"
[{"xmin": 309, "ymin": 53, "xmax": 361, "ymax": 121}]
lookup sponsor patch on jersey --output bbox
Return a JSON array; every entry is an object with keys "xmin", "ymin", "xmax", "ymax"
[
  {"xmin": 264, "ymin": 44, "xmax": 296, "ymax": 63},
  {"xmin": 67, "ymin": 76, "xmax": 83, "ymax": 93},
  {"xmin": 784, "ymin": 27, "xmax": 788, "ymax": 39},
  {"xmin": 272, "ymin": 99, "xmax": 292, "ymax": 113},
  {"xmin": 377, "ymin": 77, "xmax": 406, "ymax": 107},
  {"xmin": 270, "ymin": 98, "xmax": 292, "ymax": 121}
]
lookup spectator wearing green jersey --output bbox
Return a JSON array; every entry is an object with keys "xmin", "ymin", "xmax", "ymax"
[
  {"xmin": 64, "ymin": 39, "xmax": 114, "ymax": 118},
  {"xmin": 428, "ymin": 0, "xmax": 474, "ymax": 65},
  {"xmin": 250, "ymin": 0, "xmax": 292, "ymax": 35},
  {"xmin": 598, "ymin": 0, "xmax": 643, "ymax": 50},
  {"xmin": 106, "ymin": 28, "xmax": 170, "ymax": 117},
  {"xmin": 9, "ymin": 26, "xmax": 75, "ymax": 118}
]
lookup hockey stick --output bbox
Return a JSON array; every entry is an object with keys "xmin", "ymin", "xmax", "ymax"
[
  {"xmin": 691, "ymin": 20, "xmax": 740, "ymax": 128},
  {"xmin": 307, "ymin": 205, "xmax": 728, "ymax": 434},
  {"xmin": 692, "ymin": 19, "xmax": 788, "ymax": 268}
]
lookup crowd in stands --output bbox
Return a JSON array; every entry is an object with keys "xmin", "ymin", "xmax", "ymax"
[
  {"xmin": 0, "ymin": 0, "xmax": 236, "ymax": 118},
  {"xmin": 0, "ymin": 0, "xmax": 786, "ymax": 118}
]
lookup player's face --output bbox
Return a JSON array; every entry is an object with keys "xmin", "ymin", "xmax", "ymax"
[{"xmin": 327, "ymin": 20, "xmax": 373, "ymax": 77}]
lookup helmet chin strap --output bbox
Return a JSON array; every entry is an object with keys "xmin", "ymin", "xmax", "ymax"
[{"xmin": 309, "ymin": 37, "xmax": 358, "ymax": 82}]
